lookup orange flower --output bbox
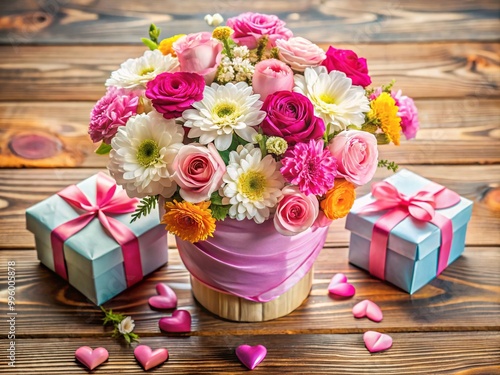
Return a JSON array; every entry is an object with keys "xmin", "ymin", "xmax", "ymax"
[
  {"xmin": 158, "ymin": 34, "xmax": 185, "ymax": 57},
  {"xmin": 161, "ymin": 200, "xmax": 216, "ymax": 243},
  {"xmin": 320, "ymin": 179, "xmax": 356, "ymax": 220}
]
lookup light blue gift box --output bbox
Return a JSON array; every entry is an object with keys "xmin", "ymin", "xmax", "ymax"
[
  {"xmin": 346, "ymin": 169, "xmax": 473, "ymax": 294},
  {"xmin": 26, "ymin": 173, "xmax": 168, "ymax": 305}
]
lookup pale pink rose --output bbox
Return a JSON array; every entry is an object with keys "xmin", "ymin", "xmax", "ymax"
[
  {"xmin": 274, "ymin": 186, "xmax": 319, "ymax": 236},
  {"xmin": 173, "ymin": 32, "xmax": 223, "ymax": 85},
  {"xmin": 276, "ymin": 37, "xmax": 326, "ymax": 72},
  {"xmin": 328, "ymin": 130, "xmax": 378, "ymax": 186},
  {"xmin": 173, "ymin": 143, "xmax": 226, "ymax": 203},
  {"xmin": 252, "ymin": 59, "xmax": 294, "ymax": 101}
]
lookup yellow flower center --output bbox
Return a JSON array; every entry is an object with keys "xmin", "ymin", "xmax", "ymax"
[
  {"xmin": 319, "ymin": 93, "xmax": 336, "ymax": 105},
  {"xmin": 139, "ymin": 67, "xmax": 155, "ymax": 76},
  {"xmin": 136, "ymin": 139, "xmax": 160, "ymax": 167},
  {"xmin": 237, "ymin": 170, "xmax": 267, "ymax": 201}
]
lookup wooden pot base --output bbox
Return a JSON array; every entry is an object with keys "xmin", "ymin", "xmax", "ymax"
[{"xmin": 190, "ymin": 268, "xmax": 313, "ymax": 322}]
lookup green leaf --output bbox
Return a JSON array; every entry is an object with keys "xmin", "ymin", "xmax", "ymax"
[
  {"xmin": 211, "ymin": 204, "xmax": 230, "ymax": 221},
  {"xmin": 378, "ymin": 159, "xmax": 399, "ymax": 172},
  {"xmin": 375, "ymin": 133, "xmax": 391, "ymax": 145},
  {"xmin": 95, "ymin": 142, "xmax": 112, "ymax": 155},
  {"xmin": 148, "ymin": 24, "xmax": 161, "ymax": 44},
  {"xmin": 210, "ymin": 191, "xmax": 224, "ymax": 206},
  {"xmin": 130, "ymin": 196, "xmax": 159, "ymax": 223},
  {"xmin": 141, "ymin": 37, "xmax": 158, "ymax": 50}
]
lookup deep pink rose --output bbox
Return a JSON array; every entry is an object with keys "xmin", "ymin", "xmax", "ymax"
[
  {"xmin": 261, "ymin": 91, "xmax": 325, "ymax": 145},
  {"xmin": 276, "ymin": 37, "xmax": 326, "ymax": 72},
  {"xmin": 322, "ymin": 46, "xmax": 371, "ymax": 87},
  {"xmin": 274, "ymin": 186, "xmax": 319, "ymax": 236},
  {"xmin": 145, "ymin": 71, "xmax": 205, "ymax": 119},
  {"xmin": 252, "ymin": 59, "xmax": 294, "ymax": 102},
  {"xmin": 173, "ymin": 32, "xmax": 223, "ymax": 84},
  {"xmin": 328, "ymin": 130, "xmax": 378, "ymax": 186},
  {"xmin": 173, "ymin": 143, "xmax": 226, "ymax": 203},
  {"xmin": 226, "ymin": 12, "xmax": 293, "ymax": 49}
]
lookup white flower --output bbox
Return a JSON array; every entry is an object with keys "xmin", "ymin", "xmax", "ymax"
[
  {"xmin": 183, "ymin": 82, "xmax": 266, "ymax": 151},
  {"xmin": 108, "ymin": 111, "xmax": 184, "ymax": 198},
  {"xmin": 294, "ymin": 66, "xmax": 370, "ymax": 133},
  {"xmin": 106, "ymin": 50, "xmax": 179, "ymax": 90},
  {"xmin": 204, "ymin": 13, "xmax": 224, "ymax": 27},
  {"xmin": 118, "ymin": 316, "xmax": 135, "ymax": 335},
  {"xmin": 220, "ymin": 144, "xmax": 284, "ymax": 224}
]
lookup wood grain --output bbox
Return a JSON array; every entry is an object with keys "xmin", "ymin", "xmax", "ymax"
[
  {"xmin": 0, "ymin": 332, "xmax": 499, "ymax": 374},
  {"xmin": 1, "ymin": 165, "xmax": 498, "ymax": 249},
  {"xmin": 1, "ymin": 98, "xmax": 499, "ymax": 167},
  {"xmin": 1, "ymin": 0, "xmax": 499, "ymax": 45},
  {"xmin": 0, "ymin": 245, "xmax": 498, "ymax": 337},
  {"xmin": 0, "ymin": 43, "xmax": 497, "ymax": 102}
]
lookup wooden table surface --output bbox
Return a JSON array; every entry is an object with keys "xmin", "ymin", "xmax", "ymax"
[{"xmin": 0, "ymin": 1, "xmax": 499, "ymax": 374}]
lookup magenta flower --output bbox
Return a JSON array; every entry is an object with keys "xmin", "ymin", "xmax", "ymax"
[
  {"xmin": 261, "ymin": 91, "xmax": 325, "ymax": 146},
  {"xmin": 146, "ymin": 71, "xmax": 205, "ymax": 119},
  {"xmin": 322, "ymin": 46, "xmax": 371, "ymax": 87},
  {"xmin": 391, "ymin": 90, "xmax": 419, "ymax": 140},
  {"xmin": 281, "ymin": 139, "xmax": 337, "ymax": 196},
  {"xmin": 88, "ymin": 87, "xmax": 139, "ymax": 144}
]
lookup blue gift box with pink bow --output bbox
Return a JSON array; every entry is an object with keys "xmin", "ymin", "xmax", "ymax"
[
  {"xmin": 26, "ymin": 172, "xmax": 168, "ymax": 305},
  {"xmin": 346, "ymin": 169, "xmax": 473, "ymax": 294}
]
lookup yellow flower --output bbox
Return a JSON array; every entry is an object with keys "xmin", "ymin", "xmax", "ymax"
[
  {"xmin": 161, "ymin": 200, "xmax": 216, "ymax": 243},
  {"xmin": 158, "ymin": 34, "xmax": 185, "ymax": 56},
  {"xmin": 212, "ymin": 26, "xmax": 233, "ymax": 40},
  {"xmin": 320, "ymin": 179, "xmax": 356, "ymax": 220},
  {"xmin": 368, "ymin": 92, "xmax": 402, "ymax": 145}
]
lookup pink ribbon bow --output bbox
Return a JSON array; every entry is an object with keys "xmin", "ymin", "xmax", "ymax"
[
  {"xmin": 50, "ymin": 173, "xmax": 143, "ymax": 287},
  {"xmin": 359, "ymin": 180, "xmax": 461, "ymax": 280}
]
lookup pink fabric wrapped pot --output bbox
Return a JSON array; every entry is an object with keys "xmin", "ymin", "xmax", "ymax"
[{"xmin": 176, "ymin": 218, "xmax": 329, "ymax": 320}]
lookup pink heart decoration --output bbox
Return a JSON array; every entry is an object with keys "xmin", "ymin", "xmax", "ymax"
[
  {"xmin": 352, "ymin": 299, "xmax": 383, "ymax": 322},
  {"xmin": 149, "ymin": 283, "xmax": 178, "ymax": 310},
  {"xmin": 75, "ymin": 346, "xmax": 109, "ymax": 370},
  {"xmin": 134, "ymin": 345, "xmax": 169, "ymax": 371},
  {"xmin": 363, "ymin": 331, "xmax": 393, "ymax": 353},
  {"xmin": 158, "ymin": 309, "xmax": 191, "ymax": 333},
  {"xmin": 328, "ymin": 273, "xmax": 355, "ymax": 297},
  {"xmin": 235, "ymin": 344, "xmax": 267, "ymax": 370}
]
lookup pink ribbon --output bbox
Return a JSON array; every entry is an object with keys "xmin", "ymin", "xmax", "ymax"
[
  {"xmin": 359, "ymin": 181, "xmax": 461, "ymax": 280},
  {"xmin": 50, "ymin": 173, "xmax": 143, "ymax": 287},
  {"xmin": 176, "ymin": 218, "xmax": 329, "ymax": 303}
]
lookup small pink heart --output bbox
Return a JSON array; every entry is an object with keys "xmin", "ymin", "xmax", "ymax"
[
  {"xmin": 149, "ymin": 283, "xmax": 177, "ymax": 310},
  {"xmin": 75, "ymin": 346, "xmax": 109, "ymax": 370},
  {"xmin": 235, "ymin": 344, "xmax": 267, "ymax": 370},
  {"xmin": 134, "ymin": 344, "xmax": 169, "ymax": 371},
  {"xmin": 352, "ymin": 299, "xmax": 383, "ymax": 322},
  {"xmin": 328, "ymin": 273, "xmax": 356, "ymax": 297},
  {"xmin": 363, "ymin": 331, "xmax": 393, "ymax": 353},
  {"xmin": 158, "ymin": 310, "xmax": 191, "ymax": 333}
]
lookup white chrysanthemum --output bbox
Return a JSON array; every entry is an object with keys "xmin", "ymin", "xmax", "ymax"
[
  {"xmin": 183, "ymin": 82, "xmax": 266, "ymax": 151},
  {"xmin": 108, "ymin": 111, "xmax": 184, "ymax": 198},
  {"xmin": 105, "ymin": 50, "xmax": 179, "ymax": 90},
  {"xmin": 294, "ymin": 66, "xmax": 370, "ymax": 133},
  {"xmin": 220, "ymin": 144, "xmax": 284, "ymax": 224}
]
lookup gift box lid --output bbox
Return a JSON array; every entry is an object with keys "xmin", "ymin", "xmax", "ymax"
[
  {"xmin": 346, "ymin": 169, "xmax": 473, "ymax": 261},
  {"xmin": 26, "ymin": 173, "xmax": 163, "ymax": 279}
]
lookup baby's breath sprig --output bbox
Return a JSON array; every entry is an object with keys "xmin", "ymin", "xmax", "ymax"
[{"xmin": 100, "ymin": 306, "xmax": 139, "ymax": 345}]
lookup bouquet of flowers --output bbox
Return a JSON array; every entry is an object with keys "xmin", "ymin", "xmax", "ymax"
[{"xmin": 88, "ymin": 12, "xmax": 419, "ymax": 244}]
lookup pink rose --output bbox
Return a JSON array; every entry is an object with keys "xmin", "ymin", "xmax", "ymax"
[
  {"xmin": 274, "ymin": 186, "xmax": 319, "ymax": 236},
  {"xmin": 328, "ymin": 130, "xmax": 378, "ymax": 186},
  {"xmin": 173, "ymin": 32, "xmax": 223, "ymax": 84},
  {"xmin": 322, "ymin": 46, "xmax": 371, "ymax": 87},
  {"xmin": 252, "ymin": 59, "xmax": 294, "ymax": 101},
  {"xmin": 173, "ymin": 143, "xmax": 226, "ymax": 203},
  {"xmin": 276, "ymin": 37, "xmax": 326, "ymax": 72},
  {"xmin": 226, "ymin": 12, "xmax": 293, "ymax": 49}
]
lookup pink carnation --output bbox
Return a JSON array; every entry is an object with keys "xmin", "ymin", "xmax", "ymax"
[
  {"xmin": 226, "ymin": 12, "xmax": 293, "ymax": 49},
  {"xmin": 391, "ymin": 90, "xmax": 419, "ymax": 140},
  {"xmin": 89, "ymin": 88, "xmax": 139, "ymax": 144},
  {"xmin": 281, "ymin": 139, "xmax": 337, "ymax": 196}
]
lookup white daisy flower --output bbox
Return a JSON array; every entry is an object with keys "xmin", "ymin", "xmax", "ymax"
[
  {"xmin": 294, "ymin": 66, "xmax": 370, "ymax": 133},
  {"xmin": 108, "ymin": 111, "xmax": 184, "ymax": 198},
  {"xmin": 220, "ymin": 144, "xmax": 284, "ymax": 224},
  {"xmin": 106, "ymin": 50, "xmax": 179, "ymax": 90},
  {"xmin": 182, "ymin": 82, "xmax": 266, "ymax": 151}
]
